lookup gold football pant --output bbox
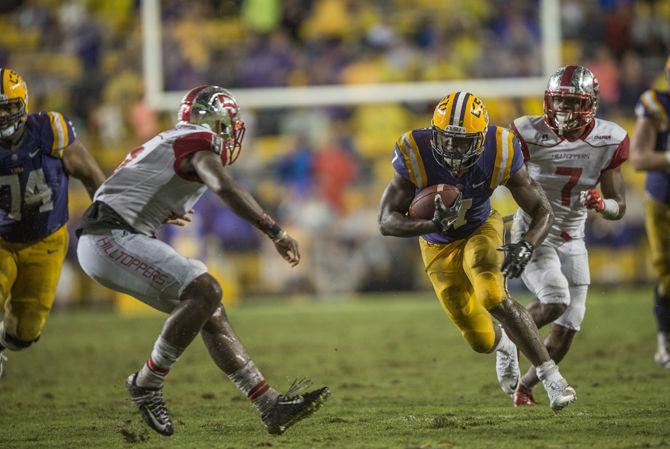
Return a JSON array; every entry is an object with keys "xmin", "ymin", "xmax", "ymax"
[
  {"xmin": 0, "ymin": 226, "xmax": 68, "ymax": 346},
  {"xmin": 645, "ymin": 197, "xmax": 670, "ymax": 296},
  {"xmin": 420, "ymin": 211, "xmax": 507, "ymax": 353}
]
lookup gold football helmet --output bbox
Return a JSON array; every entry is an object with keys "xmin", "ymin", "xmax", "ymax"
[
  {"xmin": 0, "ymin": 68, "xmax": 28, "ymax": 140},
  {"xmin": 431, "ymin": 91, "xmax": 489, "ymax": 174}
]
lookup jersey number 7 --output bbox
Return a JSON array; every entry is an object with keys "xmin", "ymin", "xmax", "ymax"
[{"xmin": 555, "ymin": 167, "xmax": 582, "ymax": 206}]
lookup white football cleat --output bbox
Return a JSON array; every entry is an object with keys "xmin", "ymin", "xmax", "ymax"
[
  {"xmin": 496, "ymin": 347, "xmax": 520, "ymax": 395},
  {"xmin": 0, "ymin": 353, "xmax": 6, "ymax": 379},
  {"xmin": 655, "ymin": 333, "xmax": 670, "ymax": 368},
  {"xmin": 542, "ymin": 377, "xmax": 576, "ymax": 412}
]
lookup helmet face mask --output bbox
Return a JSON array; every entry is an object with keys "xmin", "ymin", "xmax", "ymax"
[
  {"xmin": 430, "ymin": 92, "xmax": 489, "ymax": 175},
  {"xmin": 544, "ymin": 65, "xmax": 599, "ymax": 135},
  {"xmin": 0, "ymin": 69, "xmax": 28, "ymax": 141},
  {"xmin": 431, "ymin": 127, "xmax": 485, "ymax": 173},
  {"xmin": 178, "ymin": 85, "xmax": 246, "ymax": 165}
]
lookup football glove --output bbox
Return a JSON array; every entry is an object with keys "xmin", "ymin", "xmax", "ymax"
[
  {"xmin": 579, "ymin": 189, "xmax": 604, "ymax": 212},
  {"xmin": 498, "ymin": 240, "xmax": 534, "ymax": 278},
  {"xmin": 432, "ymin": 192, "xmax": 462, "ymax": 232}
]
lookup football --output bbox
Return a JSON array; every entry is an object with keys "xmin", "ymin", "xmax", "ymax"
[{"xmin": 408, "ymin": 184, "xmax": 461, "ymax": 219}]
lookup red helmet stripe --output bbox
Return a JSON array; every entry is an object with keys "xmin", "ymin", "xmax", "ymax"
[
  {"xmin": 560, "ymin": 65, "xmax": 578, "ymax": 88},
  {"xmin": 180, "ymin": 85, "xmax": 209, "ymax": 122}
]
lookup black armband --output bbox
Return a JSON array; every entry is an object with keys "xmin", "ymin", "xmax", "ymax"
[{"xmin": 258, "ymin": 213, "xmax": 283, "ymax": 240}]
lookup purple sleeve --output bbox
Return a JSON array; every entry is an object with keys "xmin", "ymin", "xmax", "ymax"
[
  {"xmin": 392, "ymin": 144, "xmax": 411, "ymax": 181},
  {"xmin": 509, "ymin": 136, "xmax": 525, "ymax": 176}
]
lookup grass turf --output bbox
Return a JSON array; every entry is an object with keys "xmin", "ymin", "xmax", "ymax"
[{"xmin": 1, "ymin": 287, "xmax": 669, "ymax": 449}]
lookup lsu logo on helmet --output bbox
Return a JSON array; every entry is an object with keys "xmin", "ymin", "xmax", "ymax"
[
  {"xmin": 0, "ymin": 68, "xmax": 29, "ymax": 139},
  {"xmin": 431, "ymin": 91, "xmax": 489, "ymax": 174}
]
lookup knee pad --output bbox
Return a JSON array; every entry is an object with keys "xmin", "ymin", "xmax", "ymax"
[
  {"xmin": 472, "ymin": 271, "xmax": 506, "ymax": 310},
  {"xmin": 462, "ymin": 329, "xmax": 495, "ymax": 353},
  {"xmin": 554, "ymin": 285, "xmax": 588, "ymax": 331},
  {"xmin": 0, "ymin": 322, "xmax": 36, "ymax": 352}
]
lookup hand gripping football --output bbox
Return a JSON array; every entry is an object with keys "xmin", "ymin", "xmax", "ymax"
[{"xmin": 408, "ymin": 184, "xmax": 461, "ymax": 220}]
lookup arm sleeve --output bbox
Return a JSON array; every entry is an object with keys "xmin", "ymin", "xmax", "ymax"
[
  {"xmin": 605, "ymin": 134, "xmax": 630, "ymax": 171},
  {"xmin": 509, "ymin": 136, "xmax": 525, "ymax": 176},
  {"xmin": 635, "ymin": 90, "xmax": 668, "ymax": 132},
  {"xmin": 41, "ymin": 112, "xmax": 77, "ymax": 158},
  {"xmin": 392, "ymin": 135, "xmax": 413, "ymax": 184},
  {"xmin": 172, "ymin": 131, "xmax": 223, "ymax": 182},
  {"xmin": 510, "ymin": 120, "xmax": 530, "ymax": 162}
]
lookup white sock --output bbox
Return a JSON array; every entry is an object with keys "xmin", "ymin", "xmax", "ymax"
[
  {"xmin": 536, "ymin": 360, "xmax": 562, "ymax": 384},
  {"xmin": 494, "ymin": 328, "xmax": 515, "ymax": 355},
  {"xmin": 228, "ymin": 361, "xmax": 279, "ymax": 415},
  {"xmin": 136, "ymin": 336, "xmax": 185, "ymax": 388}
]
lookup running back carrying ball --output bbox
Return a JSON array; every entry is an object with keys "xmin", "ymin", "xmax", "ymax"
[{"xmin": 408, "ymin": 184, "xmax": 461, "ymax": 219}]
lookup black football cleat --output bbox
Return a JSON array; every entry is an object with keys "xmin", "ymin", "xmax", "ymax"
[
  {"xmin": 126, "ymin": 373, "xmax": 174, "ymax": 436},
  {"xmin": 261, "ymin": 378, "xmax": 330, "ymax": 435}
]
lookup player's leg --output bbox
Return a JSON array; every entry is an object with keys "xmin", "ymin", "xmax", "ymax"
[
  {"xmin": 644, "ymin": 198, "xmax": 670, "ymax": 367},
  {"xmin": 201, "ymin": 307, "xmax": 329, "ymax": 435},
  {"xmin": 513, "ymin": 243, "xmax": 570, "ymax": 404},
  {"xmin": 420, "ymin": 236, "xmax": 519, "ymax": 394},
  {"xmin": 0, "ymin": 227, "xmax": 68, "ymax": 379},
  {"xmin": 464, "ymin": 211, "xmax": 575, "ymax": 410},
  {"xmin": 77, "ymin": 230, "xmax": 215, "ymax": 436},
  {"xmin": 0, "ymin": 241, "xmax": 19, "ymax": 379},
  {"xmin": 517, "ymin": 240, "xmax": 589, "ymax": 400}
]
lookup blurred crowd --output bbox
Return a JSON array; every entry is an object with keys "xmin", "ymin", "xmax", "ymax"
[{"xmin": 0, "ymin": 0, "xmax": 669, "ymax": 305}]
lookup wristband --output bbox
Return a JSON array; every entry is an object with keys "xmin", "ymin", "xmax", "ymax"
[
  {"xmin": 258, "ymin": 213, "xmax": 283, "ymax": 240},
  {"xmin": 600, "ymin": 198, "xmax": 620, "ymax": 220}
]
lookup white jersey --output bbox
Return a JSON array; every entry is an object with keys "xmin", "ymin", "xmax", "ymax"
[
  {"xmin": 511, "ymin": 116, "xmax": 628, "ymax": 244},
  {"xmin": 95, "ymin": 123, "xmax": 223, "ymax": 236}
]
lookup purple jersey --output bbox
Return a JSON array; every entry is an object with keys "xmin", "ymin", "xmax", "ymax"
[
  {"xmin": 392, "ymin": 125, "xmax": 524, "ymax": 244},
  {"xmin": 0, "ymin": 112, "xmax": 76, "ymax": 243},
  {"xmin": 635, "ymin": 89, "xmax": 670, "ymax": 204}
]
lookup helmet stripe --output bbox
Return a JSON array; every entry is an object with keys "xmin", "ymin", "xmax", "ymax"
[
  {"xmin": 448, "ymin": 92, "xmax": 461, "ymax": 125},
  {"xmin": 560, "ymin": 65, "xmax": 578, "ymax": 87},
  {"xmin": 456, "ymin": 92, "xmax": 471, "ymax": 126}
]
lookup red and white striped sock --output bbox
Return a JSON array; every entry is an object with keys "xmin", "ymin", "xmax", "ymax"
[
  {"xmin": 136, "ymin": 336, "xmax": 184, "ymax": 388},
  {"xmin": 228, "ymin": 361, "xmax": 279, "ymax": 415}
]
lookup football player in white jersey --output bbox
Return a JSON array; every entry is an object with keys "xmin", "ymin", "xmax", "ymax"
[
  {"xmin": 76, "ymin": 86, "xmax": 329, "ymax": 436},
  {"xmin": 507, "ymin": 65, "xmax": 628, "ymax": 406}
]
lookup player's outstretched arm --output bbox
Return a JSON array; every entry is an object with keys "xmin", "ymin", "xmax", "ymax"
[
  {"xmin": 190, "ymin": 150, "xmax": 300, "ymax": 266},
  {"xmin": 62, "ymin": 140, "xmax": 106, "ymax": 199},
  {"xmin": 506, "ymin": 165, "xmax": 553, "ymax": 247},
  {"xmin": 630, "ymin": 116, "xmax": 668, "ymax": 171},
  {"xmin": 378, "ymin": 173, "xmax": 439, "ymax": 237}
]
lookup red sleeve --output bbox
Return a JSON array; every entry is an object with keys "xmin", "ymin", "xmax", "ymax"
[
  {"xmin": 172, "ymin": 131, "xmax": 223, "ymax": 182},
  {"xmin": 510, "ymin": 121, "xmax": 530, "ymax": 162},
  {"xmin": 605, "ymin": 135, "xmax": 630, "ymax": 170}
]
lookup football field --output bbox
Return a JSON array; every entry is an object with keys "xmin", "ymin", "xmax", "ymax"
[{"xmin": 1, "ymin": 287, "xmax": 669, "ymax": 449}]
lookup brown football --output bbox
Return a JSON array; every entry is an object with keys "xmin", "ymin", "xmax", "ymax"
[{"xmin": 408, "ymin": 184, "xmax": 461, "ymax": 220}]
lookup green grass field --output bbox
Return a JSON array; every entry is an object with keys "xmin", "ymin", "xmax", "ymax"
[{"xmin": 1, "ymin": 288, "xmax": 669, "ymax": 449}]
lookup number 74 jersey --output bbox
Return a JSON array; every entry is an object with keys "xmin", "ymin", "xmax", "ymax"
[
  {"xmin": 0, "ymin": 112, "xmax": 75, "ymax": 243},
  {"xmin": 511, "ymin": 115, "xmax": 629, "ymax": 243}
]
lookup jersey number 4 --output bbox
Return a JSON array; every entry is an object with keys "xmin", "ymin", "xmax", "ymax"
[
  {"xmin": 0, "ymin": 169, "xmax": 54, "ymax": 221},
  {"xmin": 555, "ymin": 167, "xmax": 582, "ymax": 206}
]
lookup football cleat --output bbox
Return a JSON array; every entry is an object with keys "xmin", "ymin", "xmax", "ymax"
[
  {"xmin": 513, "ymin": 384, "xmax": 536, "ymax": 407},
  {"xmin": 496, "ymin": 346, "xmax": 520, "ymax": 395},
  {"xmin": 542, "ymin": 377, "xmax": 576, "ymax": 412},
  {"xmin": 261, "ymin": 378, "xmax": 330, "ymax": 435},
  {"xmin": 0, "ymin": 353, "xmax": 6, "ymax": 379},
  {"xmin": 126, "ymin": 373, "xmax": 174, "ymax": 436},
  {"xmin": 654, "ymin": 333, "xmax": 670, "ymax": 368},
  {"xmin": 654, "ymin": 350, "xmax": 670, "ymax": 368}
]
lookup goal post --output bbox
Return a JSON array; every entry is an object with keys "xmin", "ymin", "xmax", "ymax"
[{"xmin": 141, "ymin": 0, "xmax": 561, "ymax": 111}]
